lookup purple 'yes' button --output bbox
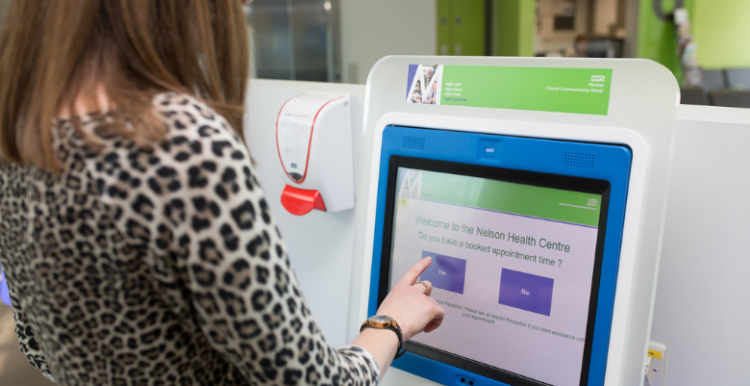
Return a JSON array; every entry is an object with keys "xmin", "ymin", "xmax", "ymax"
[
  {"xmin": 498, "ymin": 268, "xmax": 554, "ymax": 316},
  {"xmin": 420, "ymin": 251, "xmax": 466, "ymax": 294}
]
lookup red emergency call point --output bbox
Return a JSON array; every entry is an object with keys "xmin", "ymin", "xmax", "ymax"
[{"xmin": 281, "ymin": 185, "xmax": 327, "ymax": 216}]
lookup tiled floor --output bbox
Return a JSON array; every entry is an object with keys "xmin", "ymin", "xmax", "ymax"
[{"xmin": 0, "ymin": 305, "xmax": 55, "ymax": 386}]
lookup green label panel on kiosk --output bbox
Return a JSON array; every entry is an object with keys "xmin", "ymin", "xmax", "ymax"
[{"xmin": 406, "ymin": 65, "xmax": 613, "ymax": 115}]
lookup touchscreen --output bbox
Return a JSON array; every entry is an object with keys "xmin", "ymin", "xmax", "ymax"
[{"xmin": 388, "ymin": 167, "xmax": 604, "ymax": 386}]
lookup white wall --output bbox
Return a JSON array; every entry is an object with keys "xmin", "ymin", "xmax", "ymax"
[
  {"xmin": 340, "ymin": 0, "xmax": 436, "ymax": 84},
  {"xmin": 244, "ymin": 79, "xmax": 366, "ymax": 347},
  {"xmin": 649, "ymin": 105, "xmax": 750, "ymax": 385}
]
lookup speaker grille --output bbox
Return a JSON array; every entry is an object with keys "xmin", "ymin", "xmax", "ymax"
[
  {"xmin": 563, "ymin": 152, "xmax": 595, "ymax": 168},
  {"xmin": 402, "ymin": 136, "xmax": 425, "ymax": 150}
]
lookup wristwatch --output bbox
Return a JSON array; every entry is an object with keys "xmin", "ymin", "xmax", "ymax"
[{"xmin": 360, "ymin": 315, "xmax": 406, "ymax": 359}]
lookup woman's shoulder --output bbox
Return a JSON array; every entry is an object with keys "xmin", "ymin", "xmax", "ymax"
[
  {"xmin": 137, "ymin": 93, "xmax": 250, "ymax": 169},
  {"xmin": 72, "ymin": 92, "xmax": 255, "ymax": 206},
  {"xmin": 152, "ymin": 92, "xmax": 243, "ymax": 144},
  {"xmin": 146, "ymin": 92, "xmax": 251, "ymax": 177}
]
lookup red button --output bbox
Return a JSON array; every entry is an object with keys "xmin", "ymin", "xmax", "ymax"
[{"xmin": 281, "ymin": 185, "xmax": 327, "ymax": 216}]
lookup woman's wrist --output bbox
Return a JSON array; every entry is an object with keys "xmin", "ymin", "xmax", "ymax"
[
  {"xmin": 358, "ymin": 327, "xmax": 400, "ymax": 348},
  {"xmin": 352, "ymin": 327, "xmax": 401, "ymax": 376}
]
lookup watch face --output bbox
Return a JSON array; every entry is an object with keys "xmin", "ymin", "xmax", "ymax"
[{"xmin": 369, "ymin": 315, "xmax": 393, "ymax": 324}]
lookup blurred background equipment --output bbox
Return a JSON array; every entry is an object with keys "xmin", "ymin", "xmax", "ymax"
[
  {"xmin": 240, "ymin": 0, "xmax": 750, "ymax": 108},
  {"xmin": 246, "ymin": 0, "xmax": 342, "ymax": 82}
]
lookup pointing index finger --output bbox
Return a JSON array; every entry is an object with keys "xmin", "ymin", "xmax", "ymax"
[{"xmin": 398, "ymin": 256, "xmax": 432, "ymax": 287}]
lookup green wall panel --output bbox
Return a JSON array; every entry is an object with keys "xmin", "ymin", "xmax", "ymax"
[
  {"xmin": 454, "ymin": 0, "xmax": 486, "ymax": 56},
  {"xmin": 437, "ymin": 0, "xmax": 454, "ymax": 55},
  {"xmin": 437, "ymin": 0, "xmax": 486, "ymax": 56},
  {"xmin": 694, "ymin": 0, "xmax": 750, "ymax": 69},
  {"xmin": 437, "ymin": 0, "xmax": 533, "ymax": 57},
  {"xmin": 636, "ymin": 0, "xmax": 695, "ymax": 80},
  {"xmin": 494, "ymin": 0, "xmax": 534, "ymax": 57},
  {"xmin": 517, "ymin": 0, "xmax": 535, "ymax": 57}
]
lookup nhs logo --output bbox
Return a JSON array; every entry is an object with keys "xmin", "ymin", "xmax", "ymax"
[{"xmin": 591, "ymin": 75, "xmax": 606, "ymax": 82}]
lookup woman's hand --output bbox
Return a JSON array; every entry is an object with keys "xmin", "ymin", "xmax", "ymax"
[
  {"xmin": 376, "ymin": 256, "xmax": 446, "ymax": 341},
  {"xmin": 351, "ymin": 256, "xmax": 446, "ymax": 376}
]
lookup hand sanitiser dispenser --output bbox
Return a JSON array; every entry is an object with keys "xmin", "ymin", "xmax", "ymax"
[
  {"xmin": 349, "ymin": 57, "xmax": 678, "ymax": 386},
  {"xmin": 276, "ymin": 93, "xmax": 354, "ymax": 216}
]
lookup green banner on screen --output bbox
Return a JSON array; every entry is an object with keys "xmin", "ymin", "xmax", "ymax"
[
  {"xmin": 403, "ymin": 169, "xmax": 602, "ymax": 227},
  {"xmin": 406, "ymin": 64, "xmax": 613, "ymax": 115}
]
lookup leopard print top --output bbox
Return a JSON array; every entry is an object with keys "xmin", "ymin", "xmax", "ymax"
[{"xmin": 0, "ymin": 93, "xmax": 380, "ymax": 386}]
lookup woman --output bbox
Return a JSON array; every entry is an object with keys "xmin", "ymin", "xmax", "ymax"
[{"xmin": 0, "ymin": 1, "xmax": 445, "ymax": 385}]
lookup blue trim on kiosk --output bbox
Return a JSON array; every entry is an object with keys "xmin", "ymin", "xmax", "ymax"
[{"xmin": 368, "ymin": 125, "xmax": 632, "ymax": 386}]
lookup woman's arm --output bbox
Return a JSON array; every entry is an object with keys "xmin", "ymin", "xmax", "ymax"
[{"xmin": 6, "ymin": 292, "xmax": 55, "ymax": 382}]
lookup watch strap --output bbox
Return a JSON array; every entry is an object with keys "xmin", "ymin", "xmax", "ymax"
[{"xmin": 360, "ymin": 317, "xmax": 405, "ymax": 360}]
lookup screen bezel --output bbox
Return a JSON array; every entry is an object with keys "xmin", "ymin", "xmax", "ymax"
[{"xmin": 377, "ymin": 155, "xmax": 612, "ymax": 386}]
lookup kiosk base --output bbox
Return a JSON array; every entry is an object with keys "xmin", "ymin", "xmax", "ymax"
[{"xmin": 382, "ymin": 368, "xmax": 442, "ymax": 386}]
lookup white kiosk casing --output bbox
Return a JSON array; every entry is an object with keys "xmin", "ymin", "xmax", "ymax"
[{"xmin": 347, "ymin": 56, "xmax": 678, "ymax": 386}]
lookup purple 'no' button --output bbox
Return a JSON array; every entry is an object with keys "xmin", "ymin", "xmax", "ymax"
[
  {"xmin": 420, "ymin": 251, "xmax": 467, "ymax": 294},
  {"xmin": 498, "ymin": 268, "xmax": 554, "ymax": 316}
]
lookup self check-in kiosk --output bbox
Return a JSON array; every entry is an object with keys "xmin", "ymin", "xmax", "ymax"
[{"xmin": 348, "ymin": 57, "xmax": 678, "ymax": 386}]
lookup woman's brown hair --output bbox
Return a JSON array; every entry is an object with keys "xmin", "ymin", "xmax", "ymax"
[{"xmin": 0, "ymin": 0, "xmax": 250, "ymax": 170}]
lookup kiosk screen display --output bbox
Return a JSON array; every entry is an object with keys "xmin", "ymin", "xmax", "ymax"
[{"xmin": 383, "ymin": 158, "xmax": 609, "ymax": 386}]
